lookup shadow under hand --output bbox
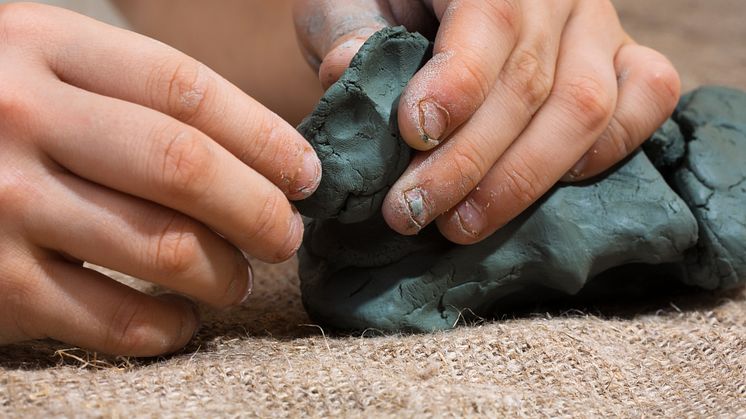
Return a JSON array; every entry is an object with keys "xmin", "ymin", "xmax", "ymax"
[{"xmin": 1, "ymin": 257, "xmax": 742, "ymax": 371}]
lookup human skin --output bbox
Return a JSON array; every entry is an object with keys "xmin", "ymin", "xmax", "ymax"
[
  {"xmin": 110, "ymin": 0, "xmax": 323, "ymax": 126},
  {"xmin": 294, "ymin": 0, "xmax": 682, "ymax": 244},
  {"xmin": 0, "ymin": 3, "xmax": 321, "ymax": 356}
]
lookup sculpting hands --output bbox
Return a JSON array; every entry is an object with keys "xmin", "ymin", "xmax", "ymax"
[
  {"xmin": 0, "ymin": 4, "xmax": 320, "ymax": 356},
  {"xmin": 295, "ymin": 0, "xmax": 680, "ymax": 243}
]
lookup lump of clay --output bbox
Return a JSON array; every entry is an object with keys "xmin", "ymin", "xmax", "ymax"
[
  {"xmin": 299, "ymin": 153, "xmax": 699, "ymax": 331},
  {"xmin": 295, "ymin": 27, "xmax": 430, "ymax": 223},
  {"xmin": 667, "ymin": 87, "xmax": 746, "ymax": 290},
  {"xmin": 296, "ymin": 27, "xmax": 746, "ymax": 332}
]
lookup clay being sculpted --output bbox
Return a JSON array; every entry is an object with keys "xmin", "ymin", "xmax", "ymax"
[
  {"xmin": 295, "ymin": 27, "xmax": 429, "ymax": 223},
  {"xmin": 300, "ymin": 153, "xmax": 699, "ymax": 331},
  {"xmin": 296, "ymin": 28, "xmax": 746, "ymax": 332}
]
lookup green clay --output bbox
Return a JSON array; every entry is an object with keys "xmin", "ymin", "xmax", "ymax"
[
  {"xmin": 669, "ymin": 87, "xmax": 746, "ymax": 289},
  {"xmin": 295, "ymin": 27, "xmax": 429, "ymax": 223},
  {"xmin": 296, "ymin": 28, "xmax": 746, "ymax": 332},
  {"xmin": 300, "ymin": 153, "xmax": 699, "ymax": 331}
]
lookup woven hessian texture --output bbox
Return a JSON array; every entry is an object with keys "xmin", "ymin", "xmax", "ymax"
[{"xmin": 1, "ymin": 0, "xmax": 745, "ymax": 416}]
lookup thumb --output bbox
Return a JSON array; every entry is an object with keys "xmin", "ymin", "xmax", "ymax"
[{"xmin": 294, "ymin": 0, "xmax": 393, "ymax": 89}]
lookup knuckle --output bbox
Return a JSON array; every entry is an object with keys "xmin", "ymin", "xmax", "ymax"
[
  {"xmin": 0, "ymin": 3, "xmax": 46, "ymax": 43},
  {"xmin": 237, "ymin": 115, "xmax": 280, "ymax": 167},
  {"xmin": 106, "ymin": 293, "xmax": 152, "ymax": 355},
  {"xmin": 0, "ymin": 170, "xmax": 38, "ymax": 221},
  {"xmin": 482, "ymin": 0, "xmax": 520, "ymax": 36},
  {"xmin": 501, "ymin": 47, "xmax": 553, "ymax": 114},
  {"xmin": 215, "ymin": 255, "xmax": 247, "ymax": 309},
  {"xmin": 645, "ymin": 60, "xmax": 681, "ymax": 115},
  {"xmin": 152, "ymin": 214, "xmax": 200, "ymax": 276},
  {"xmin": 0, "ymin": 272, "xmax": 38, "ymax": 341},
  {"xmin": 0, "ymin": 84, "xmax": 36, "ymax": 130},
  {"xmin": 149, "ymin": 57, "xmax": 214, "ymax": 124},
  {"xmin": 457, "ymin": 53, "xmax": 492, "ymax": 105},
  {"xmin": 556, "ymin": 76, "xmax": 614, "ymax": 133},
  {"xmin": 451, "ymin": 141, "xmax": 489, "ymax": 195},
  {"xmin": 606, "ymin": 117, "xmax": 637, "ymax": 158},
  {"xmin": 156, "ymin": 127, "xmax": 215, "ymax": 198},
  {"xmin": 597, "ymin": 0, "xmax": 620, "ymax": 20},
  {"xmin": 246, "ymin": 190, "xmax": 284, "ymax": 243},
  {"xmin": 498, "ymin": 154, "xmax": 546, "ymax": 208}
]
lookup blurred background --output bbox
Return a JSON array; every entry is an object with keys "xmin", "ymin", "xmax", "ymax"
[{"xmin": 3, "ymin": 0, "xmax": 745, "ymax": 118}]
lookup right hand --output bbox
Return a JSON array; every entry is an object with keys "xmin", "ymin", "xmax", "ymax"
[{"xmin": 0, "ymin": 3, "xmax": 320, "ymax": 356}]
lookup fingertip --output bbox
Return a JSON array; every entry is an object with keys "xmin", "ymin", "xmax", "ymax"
[
  {"xmin": 319, "ymin": 38, "xmax": 367, "ymax": 89},
  {"xmin": 435, "ymin": 200, "xmax": 487, "ymax": 245},
  {"xmin": 287, "ymin": 148, "xmax": 322, "ymax": 201},
  {"xmin": 155, "ymin": 293, "xmax": 201, "ymax": 353},
  {"xmin": 382, "ymin": 188, "xmax": 428, "ymax": 235},
  {"xmin": 560, "ymin": 151, "xmax": 592, "ymax": 182},
  {"xmin": 272, "ymin": 206, "xmax": 305, "ymax": 263},
  {"xmin": 399, "ymin": 97, "xmax": 450, "ymax": 151},
  {"xmin": 436, "ymin": 214, "xmax": 477, "ymax": 245},
  {"xmin": 397, "ymin": 52, "xmax": 460, "ymax": 151}
]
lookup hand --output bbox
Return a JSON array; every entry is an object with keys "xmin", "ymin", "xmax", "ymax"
[
  {"xmin": 0, "ymin": 3, "xmax": 320, "ymax": 356},
  {"xmin": 295, "ymin": 0, "xmax": 680, "ymax": 243}
]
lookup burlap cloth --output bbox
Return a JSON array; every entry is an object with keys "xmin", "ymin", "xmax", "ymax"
[{"xmin": 1, "ymin": 0, "xmax": 745, "ymax": 417}]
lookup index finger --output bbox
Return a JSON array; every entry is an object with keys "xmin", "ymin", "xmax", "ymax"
[
  {"xmin": 398, "ymin": 0, "xmax": 522, "ymax": 151},
  {"xmin": 25, "ymin": 4, "xmax": 321, "ymax": 200}
]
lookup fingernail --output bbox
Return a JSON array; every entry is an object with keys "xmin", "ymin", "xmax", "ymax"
[
  {"xmin": 280, "ymin": 207, "xmax": 304, "ymax": 260},
  {"xmin": 156, "ymin": 293, "xmax": 200, "ymax": 345},
  {"xmin": 562, "ymin": 153, "xmax": 590, "ymax": 182},
  {"xmin": 455, "ymin": 199, "xmax": 485, "ymax": 238},
  {"xmin": 336, "ymin": 37, "xmax": 364, "ymax": 52},
  {"xmin": 404, "ymin": 188, "xmax": 429, "ymax": 229},
  {"xmin": 239, "ymin": 264, "xmax": 254, "ymax": 305},
  {"xmin": 291, "ymin": 150, "xmax": 322, "ymax": 199},
  {"xmin": 418, "ymin": 99, "xmax": 449, "ymax": 146}
]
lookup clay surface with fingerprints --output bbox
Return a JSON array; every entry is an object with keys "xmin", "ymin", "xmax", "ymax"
[
  {"xmin": 646, "ymin": 87, "xmax": 746, "ymax": 290},
  {"xmin": 296, "ymin": 28, "xmax": 746, "ymax": 332},
  {"xmin": 295, "ymin": 27, "xmax": 429, "ymax": 223}
]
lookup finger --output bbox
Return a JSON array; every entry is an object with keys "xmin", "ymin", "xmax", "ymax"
[
  {"xmin": 398, "ymin": 0, "xmax": 524, "ymax": 151},
  {"xmin": 25, "ymin": 3, "xmax": 319, "ymax": 199},
  {"xmin": 294, "ymin": 0, "xmax": 393, "ymax": 88},
  {"xmin": 562, "ymin": 43, "xmax": 681, "ymax": 181},
  {"xmin": 10, "ymin": 253, "xmax": 199, "ymax": 356},
  {"xmin": 382, "ymin": 0, "xmax": 572, "ymax": 235},
  {"xmin": 32, "ymin": 80, "xmax": 303, "ymax": 263},
  {"xmin": 22, "ymin": 170, "xmax": 251, "ymax": 309},
  {"xmin": 437, "ymin": 0, "xmax": 625, "ymax": 243},
  {"xmin": 0, "ymin": 237, "xmax": 37, "ymax": 344}
]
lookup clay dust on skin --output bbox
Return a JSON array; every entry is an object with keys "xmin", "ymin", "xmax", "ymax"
[
  {"xmin": 296, "ymin": 20, "xmax": 746, "ymax": 333},
  {"xmin": 400, "ymin": 50, "xmax": 458, "ymax": 145},
  {"xmin": 388, "ymin": 132, "xmax": 486, "ymax": 233}
]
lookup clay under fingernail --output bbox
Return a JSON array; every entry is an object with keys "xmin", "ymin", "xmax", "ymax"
[
  {"xmin": 240, "ymin": 264, "xmax": 254, "ymax": 305},
  {"xmin": 404, "ymin": 188, "xmax": 428, "ymax": 229},
  {"xmin": 456, "ymin": 199, "xmax": 485, "ymax": 238},
  {"xmin": 418, "ymin": 99, "xmax": 449, "ymax": 145}
]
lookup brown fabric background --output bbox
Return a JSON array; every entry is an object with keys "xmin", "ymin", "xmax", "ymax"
[{"xmin": 1, "ymin": 0, "xmax": 745, "ymax": 416}]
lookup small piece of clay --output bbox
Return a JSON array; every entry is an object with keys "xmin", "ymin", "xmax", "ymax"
[
  {"xmin": 295, "ymin": 27, "xmax": 430, "ymax": 223},
  {"xmin": 296, "ymin": 28, "xmax": 746, "ymax": 332}
]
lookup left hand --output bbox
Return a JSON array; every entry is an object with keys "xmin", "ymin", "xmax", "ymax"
[{"xmin": 294, "ymin": 0, "xmax": 681, "ymax": 243}]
